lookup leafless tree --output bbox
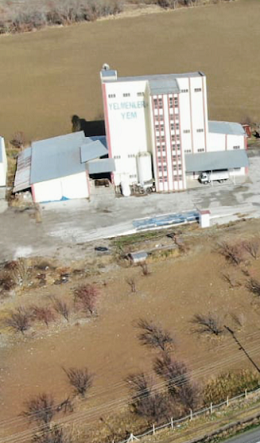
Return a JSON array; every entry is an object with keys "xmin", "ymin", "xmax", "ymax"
[
  {"xmin": 153, "ymin": 353, "xmax": 199, "ymax": 411},
  {"xmin": 5, "ymin": 307, "xmax": 30, "ymax": 334},
  {"xmin": 33, "ymin": 425, "xmax": 68, "ymax": 443},
  {"xmin": 23, "ymin": 393, "xmax": 55, "ymax": 425},
  {"xmin": 126, "ymin": 277, "xmax": 136, "ymax": 293},
  {"xmin": 31, "ymin": 306, "xmax": 55, "ymax": 327},
  {"xmin": 10, "ymin": 131, "xmax": 26, "ymax": 148},
  {"xmin": 63, "ymin": 367, "xmax": 93, "ymax": 398},
  {"xmin": 191, "ymin": 313, "xmax": 223, "ymax": 336},
  {"xmin": 220, "ymin": 271, "xmax": 241, "ymax": 288},
  {"xmin": 216, "ymin": 241, "xmax": 244, "ymax": 265},
  {"xmin": 74, "ymin": 284, "xmax": 98, "ymax": 316},
  {"xmin": 246, "ymin": 278, "xmax": 260, "ymax": 296},
  {"xmin": 137, "ymin": 318, "xmax": 174, "ymax": 351},
  {"xmin": 243, "ymin": 238, "xmax": 260, "ymax": 260},
  {"xmin": 140, "ymin": 262, "xmax": 150, "ymax": 276},
  {"xmin": 126, "ymin": 372, "xmax": 171, "ymax": 424},
  {"xmin": 52, "ymin": 298, "xmax": 70, "ymax": 322}
]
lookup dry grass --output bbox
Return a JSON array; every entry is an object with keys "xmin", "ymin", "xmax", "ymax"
[{"xmin": 0, "ymin": 0, "xmax": 259, "ymax": 143}]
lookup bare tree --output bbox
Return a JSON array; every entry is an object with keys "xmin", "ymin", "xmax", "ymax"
[
  {"xmin": 221, "ymin": 271, "xmax": 241, "ymax": 288},
  {"xmin": 191, "ymin": 313, "xmax": 223, "ymax": 336},
  {"xmin": 52, "ymin": 298, "xmax": 70, "ymax": 322},
  {"xmin": 140, "ymin": 262, "xmax": 150, "ymax": 276},
  {"xmin": 126, "ymin": 277, "xmax": 136, "ymax": 293},
  {"xmin": 137, "ymin": 318, "xmax": 174, "ymax": 351},
  {"xmin": 216, "ymin": 241, "xmax": 244, "ymax": 265},
  {"xmin": 33, "ymin": 425, "xmax": 67, "ymax": 443},
  {"xmin": 126, "ymin": 372, "xmax": 171, "ymax": 424},
  {"xmin": 246, "ymin": 278, "xmax": 260, "ymax": 296},
  {"xmin": 31, "ymin": 306, "xmax": 55, "ymax": 327},
  {"xmin": 10, "ymin": 131, "xmax": 26, "ymax": 149},
  {"xmin": 23, "ymin": 393, "xmax": 55, "ymax": 425},
  {"xmin": 153, "ymin": 353, "xmax": 199, "ymax": 411},
  {"xmin": 74, "ymin": 284, "xmax": 98, "ymax": 316},
  {"xmin": 63, "ymin": 367, "xmax": 93, "ymax": 398},
  {"xmin": 243, "ymin": 238, "xmax": 260, "ymax": 260},
  {"xmin": 5, "ymin": 307, "xmax": 30, "ymax": 334}
]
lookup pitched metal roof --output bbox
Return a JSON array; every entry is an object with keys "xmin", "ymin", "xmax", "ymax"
[
  {"xmin": 118, "ymin": 72, "xmax": 204, "ymax": 83},
  {"xmin": 185, "ymin": 150, "xmax": 249, "ymax": 173},
  {"xmin": 13, "ymin": 147, "xmax": 32, "ymax": 192},
  {"xmin": 87, "ymin": 158, "xmax": 115, "ymax": 174},
  {"xmin": 149, "ymin": 78, "xmax": 180, "ymax": 95},
  {"xmin": 80, "ymin": 140, "xmax": 108, "ymax": 163},
  {"xmin": 30, "ymin": 131, "xmax": 86, "ymax": 184},
  {"xmin": 208, "ymin": 121, "xmax": 245, "ymax": 136}
]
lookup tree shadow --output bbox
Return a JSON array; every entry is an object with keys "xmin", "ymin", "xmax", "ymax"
[{"xmin": 71, "ymin": 115, "xmax": 105, "ymax": 137}]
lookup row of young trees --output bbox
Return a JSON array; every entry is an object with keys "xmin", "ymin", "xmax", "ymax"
[{"xmin": 4, "ymin": 284, "xmax": 99, "ymax": 334}]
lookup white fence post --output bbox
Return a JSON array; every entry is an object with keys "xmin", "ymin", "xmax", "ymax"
[
  {"xmin": 226, "ymin": 396, "xmax": 229, "ymax": 407},
  {"xmin": 245, "ymin": 389, "xmax": 248, "ymax": 399},
  {"xmin": 210, "ymin": 403, "xmax": 213, "ymax": 414},
  {"xmin": 190, "ymin": 409, "xmax": 193, "ymax": 420},
  {"xmin": 171, "ymin": 417, "xmax": 174, "ymax": 429},
  {"xmin": 152, "ymin": 424, "xmax": 155, "ymax": 435}
]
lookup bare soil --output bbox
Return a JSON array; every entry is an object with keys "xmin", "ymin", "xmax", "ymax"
[
  {"xmin": 1, "ymin": 219, "xmax": 260, "ymax": 440},
  {"xmin": 0, "ymin": 0, "xmax": 259, "ymax": 143}
]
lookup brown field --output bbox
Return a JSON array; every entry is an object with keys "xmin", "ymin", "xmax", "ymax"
[
  {"xmin": 0, "ymin": 0, "xmax": 260, "ymax": 143},
  {"xmin": 2, "ymin": 220, "xmax": 260, "ymax": 440}
]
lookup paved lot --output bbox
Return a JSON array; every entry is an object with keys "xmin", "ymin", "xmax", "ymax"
[{"xmin": 0, "ymin": 150, "xmax": 259, "ymax": 261}]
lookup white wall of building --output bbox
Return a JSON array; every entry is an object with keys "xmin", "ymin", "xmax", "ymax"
[
  {"xmin": 208, "ymin": 132, "xmax": 245, "ymax": 152},
  {"xmin": 32, "ymin": 172, "xmax": 89, "ymax": 203},
  {"xmin": 103, "ymin": 80, "xmax": 153, "ymax": 185},
  {"xmin": 0, "ymin": 137, "xmax": 7, "ymax": 187}
]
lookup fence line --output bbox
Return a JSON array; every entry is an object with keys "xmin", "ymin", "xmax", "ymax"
[{"xmin": 115, "ymin": 387, "xmax": 260, "ymax": 443}]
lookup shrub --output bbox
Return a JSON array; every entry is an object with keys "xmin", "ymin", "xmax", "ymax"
[
  {"xmin": 203, "ymin": 370, "xmax": 260, "ymax": 405},
  {"xmin": 74, "ymin": 284, "xmax": 99, "ymax": 316},
  {"xmin": 33, "ymin": 425, "xmax": 67, "ymax": 443},
  {"xmin": 126, "ymin": 277, "xmax": 136, "ymax": 293},
  {"xmin": 52, "ymin": 298, "xmax": 70, "ymax": 322},
  {"xmin": 137, "ymin": 318, "xmax": 174, "ymax": 351},
  {"xmin": 64, "ymin": 367, "xmax": 93, "ymax": 398},
  {"xmin": 5, "ymin": 307, "xmax": 31, "ymax": 334},
  {"xmin": 23, "ymin": 393, "xmax": 56, "ymax": 425},
  {"xmin": 243, "ymin": 238, "xmax": 260, "ymax": 260},
  {"xmin": 246, "ymin": 278, "xmax": 260, "ymax": 297},
  {"xmin": 30, "ymin": 306, "xmax": 55, "ymax": 327}
]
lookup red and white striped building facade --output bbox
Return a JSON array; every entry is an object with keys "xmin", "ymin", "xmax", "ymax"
[{"xmin": 100, "ymin": 68, "xmax": 248, "ymax": 192}]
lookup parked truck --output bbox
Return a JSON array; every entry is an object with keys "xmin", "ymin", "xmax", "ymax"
[{"xmin": 199, "ymin": 170, "xmax": 229, "ymax": 184}]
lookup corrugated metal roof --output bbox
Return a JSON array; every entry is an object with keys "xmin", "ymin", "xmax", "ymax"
[
  {"xmin": 185, "ymin": 150, "xmax": 249, "ymax": 173},
  {"xmin": 87, "ymin": 158, "xmax": 115, "ymax": 174},
  {"xmin": 80, "ymin": 140, "xmax": 108, "ymax": 163},
  {"xmin": 208, "ymin": 121, "xmax": 245, "ymax": 136},
  {"xmin": 149, "ymin": 78, "xmax": 180, "ymax": 95},
  {"xmin": 13, "ymin": 147, "xmax": 32, "ymax": 192},
  {"xmin": 30, "ymin": 131, "xmax": 86, "ymax": 184},
  {"xmin": 118, "ymin": 72, "xmax": 204, "ymax": 83}
]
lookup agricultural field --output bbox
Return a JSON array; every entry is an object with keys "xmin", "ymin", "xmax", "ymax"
[
  {"xmin": 0, "ymin": 0, "xmax": 259, "ymax": 143},
  {"xmin": 2, "ymin": 220, "xmax": 260, "ymax": 442}
]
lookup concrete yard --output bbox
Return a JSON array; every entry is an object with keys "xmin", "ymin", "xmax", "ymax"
[{"xmin": 0, "ymin": 149, "xmax": 259, "ymax": 262}]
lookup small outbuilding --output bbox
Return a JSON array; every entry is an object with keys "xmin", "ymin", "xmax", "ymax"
[{"xmin": 14, "ymin": 131, "xmax": 115, "ymax": 203}]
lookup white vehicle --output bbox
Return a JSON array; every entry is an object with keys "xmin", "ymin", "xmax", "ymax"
[{"xmin": 199, "ymin": 170, "xmax": 229, "ymax": 184}]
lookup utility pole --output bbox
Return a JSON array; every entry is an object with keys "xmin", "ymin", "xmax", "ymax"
[{"xmin": 224, "ymin": 325, "xmax": 260, "ymax": 374}]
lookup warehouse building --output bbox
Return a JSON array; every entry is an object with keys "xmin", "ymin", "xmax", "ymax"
[
  {"xmin": 100, "ymin": 66, "xmax": 249, "ymax": 192},
  {"xmin": 14, "ymin": 131, "xmax": 115, "ymax": 203}
]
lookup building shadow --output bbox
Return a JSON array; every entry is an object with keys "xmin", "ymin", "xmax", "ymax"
[{"xmin": 71, "ymin": 115, "xmax": 105, "ymax": 137}]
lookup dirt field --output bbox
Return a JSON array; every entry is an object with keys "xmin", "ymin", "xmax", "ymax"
[
  {"xmin": 2, "ymin": 220, "xmax": 260, "ymax": 440},
  {"xmin": 0, "ymin": 0, "xmax": 259, "ymax": 142}
]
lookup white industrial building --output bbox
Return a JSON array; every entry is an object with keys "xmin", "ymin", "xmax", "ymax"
[
  {"xmin": 0, "ymin": 136, "xmax": 7, "ymax": 189},
  {"xmin": 14, "ymin": 131, "xmax": 115, "ymax": 203},
  {"xmin": 100, "ymin": 67, "xmax": 249, "ymax": 192}
]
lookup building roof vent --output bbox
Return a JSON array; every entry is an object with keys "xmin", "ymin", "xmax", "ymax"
[{"xmin": 102, "ymin": 63, "xmax": 110, "ymax": 71}]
